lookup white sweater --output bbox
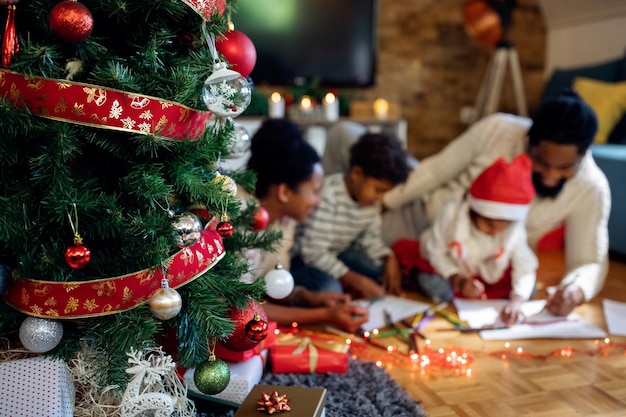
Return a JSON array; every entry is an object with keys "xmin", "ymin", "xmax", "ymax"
[
  {"xmin": 420, "ymin": 196, "xmax": 538, "ymax": 300},
  {"xmin": 295, "ymin": 173, "xmax": 391, "ymax": 278},
  {"xmin": 383, "ymin": 113, "xmax": 611, "ymax": 300}
]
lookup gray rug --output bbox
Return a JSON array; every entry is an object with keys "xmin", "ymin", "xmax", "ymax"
[{"xmin": 196, "ymin": 359, "xmax": 427, "ymax": 417}]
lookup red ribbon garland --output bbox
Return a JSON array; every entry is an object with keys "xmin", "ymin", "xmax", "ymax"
[
  {"xmin": 2, "ymin": 228, "xmax": 225, "ymax": 319},
  {"xmin": 0, "ymin": 69, "xmax": 212, "ymax": 141}
]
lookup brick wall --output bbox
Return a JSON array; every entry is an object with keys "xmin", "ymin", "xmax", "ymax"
[{"xmin": 351, "ymin": 0, "xmax": 546, "ymax": 159}]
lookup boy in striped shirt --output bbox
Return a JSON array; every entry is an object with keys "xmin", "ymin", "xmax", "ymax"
[{"xmin": 291, "ymin": 132, "xmax": 410, "ymax": 300}]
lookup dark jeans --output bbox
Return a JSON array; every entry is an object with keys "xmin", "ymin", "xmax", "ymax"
[{"xmin": 291, "ymin": 248, "xmax": 383, "ymax": 294}]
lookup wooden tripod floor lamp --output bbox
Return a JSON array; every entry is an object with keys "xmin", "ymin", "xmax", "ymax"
[{"xmin": 463, "ymin": 0, "xmax": 527, "ymax": 124}]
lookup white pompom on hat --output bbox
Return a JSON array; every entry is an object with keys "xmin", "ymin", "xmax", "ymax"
[{"xmin": 467, "ymin": 154, "xmax": 535, "ymax": 221}]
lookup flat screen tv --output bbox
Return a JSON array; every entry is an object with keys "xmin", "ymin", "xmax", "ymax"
[{"xmin": 232, "ymin": 0, "xmax": 378, "ymax": 87}]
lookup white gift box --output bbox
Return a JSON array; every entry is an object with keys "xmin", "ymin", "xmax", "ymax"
[
  {"xmin": 0, "ymin": 356, "xmax": 75, "ymax": 417},
  {"xmin": 185, "ymin": 350, "xmax": 266, "ymax": 406}
]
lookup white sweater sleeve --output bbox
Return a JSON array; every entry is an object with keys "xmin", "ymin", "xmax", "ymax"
[
  {"xmin": 383, "ymin": 114, "xmax": 502, "ymax": 209},
  {"xmin": 561, "ymin": 172, "xmax": 611, "ymax": 301},
  {"xmin": 509, "ymin": 234, "xmax": 538, "ymax": 300}
]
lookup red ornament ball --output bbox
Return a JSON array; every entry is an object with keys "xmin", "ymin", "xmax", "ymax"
[
  {"xmin": 216, "ymin": 221, "xmax": 234, "ymax": 238},
  {"xmin": 220, "ymin": 300, "xmax": 267, "ymax": 352},
  {"xmin": 49, "ymin": 0, "xmax": 94, "ymax": 43},
  {"xmin": 245, "ymin": 313, "xmax": 269, "ymax": 342},
  {"xmin": 251, "ymin": 207, "xmax": 269, "ymax": 231},
  {"xmin": 64, "ymin": 243, "xmax": 91, "ymax": 269},
  {"xmin": 215, "ymin": 30, "xmax": 257, "ymax": 78}
]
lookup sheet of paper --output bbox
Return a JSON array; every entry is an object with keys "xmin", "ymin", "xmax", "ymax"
[
  {"xmin": 453, "ymin": 299, "xmax": 607, "ymax": 340},
  {"xmin": 603, "ymin": 299, "xmax": 626, "ymax": 336},
  {"xmin": 355, "ymin": 296, "xmax": 430, "ymax": 331}
]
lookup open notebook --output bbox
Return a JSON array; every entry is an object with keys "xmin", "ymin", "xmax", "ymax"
[
  {"xmin": 453, "ymin": 299, "xmax": 607, "ymax": 340},
  {"xmin": 353, "ymin": 296, "xmax": 430, "ymax": 331}
]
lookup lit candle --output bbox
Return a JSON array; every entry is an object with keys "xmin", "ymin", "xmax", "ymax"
[
  {"xmin": 300, "ymin": 95, "xmax": 313, "ymax": 113},
  {"xmin": 373, "ymin": 98, "xmax": 389, "ymax": 120},
  {"xmin": 268, "ymin": 92, "xmax": 285, "ymax": 118},
  {"xmin": 323, "ymin": 92, "xmax": 339, "ymax": 121}
]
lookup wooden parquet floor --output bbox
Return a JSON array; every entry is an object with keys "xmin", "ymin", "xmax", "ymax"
[{"xmin": 370, "ymin": 251, "xmax": 626, "ymax": 417}]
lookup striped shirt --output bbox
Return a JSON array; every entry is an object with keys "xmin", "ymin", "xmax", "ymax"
[{"xmin": 294, "ymin": 173, "xmax": 391, "ymax": 278}]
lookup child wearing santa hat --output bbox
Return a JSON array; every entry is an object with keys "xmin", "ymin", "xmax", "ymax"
[{"xmin": 392, "ymin": 153, "xmax": 537, "ymax": 324}]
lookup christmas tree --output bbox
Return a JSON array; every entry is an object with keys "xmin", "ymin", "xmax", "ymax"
[{"xmin": 0, "ymin": 0, "xmax": 279, "ymax": 411}]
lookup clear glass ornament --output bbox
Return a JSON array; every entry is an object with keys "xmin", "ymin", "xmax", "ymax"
[
  {"xmin": 202, "ymin": 62, "xmax": 251, "ymax": 118},
  {"xmin": 228, "ymin": 123, "xmax": 251, "ymax": 158}
]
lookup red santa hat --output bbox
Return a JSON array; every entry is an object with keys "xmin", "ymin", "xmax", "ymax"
[{"xmin": 467, "ymin": 154, "xmax": 535, "ymax": 221}]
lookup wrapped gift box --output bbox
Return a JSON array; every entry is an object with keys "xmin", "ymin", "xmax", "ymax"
[
  {"xmin": 0, "ymin": 356, "xmax": 75, "ymax": 417},
  {"xmin": 185, "ymin": 350, "xmax": 267, "ymax": 406},
  {"xmin": 215, "ymin": 321, "xmax": 277, "ymax": 362},
  {"xmin": 234, "ymin": 384, "xmax": 326, "ymax": 417},
  {"xmin": 269, "ymin": 333, "xmax": 349, "ymax": 374}
]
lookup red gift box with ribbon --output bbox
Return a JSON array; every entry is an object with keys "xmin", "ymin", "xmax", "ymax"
[
  {"xmin": 214, "ymin": 321, "xmax": 278, "ymax": 362},
  {"xmin": 269, "ymin": 332, "xmax": 349, "ymax": 374}
]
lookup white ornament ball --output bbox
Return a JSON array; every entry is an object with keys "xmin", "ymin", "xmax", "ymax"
[
  {"xmin": 19, "ymin": 317, "xmax": 63, "ymax": 353},
  {"xmin": 264, "ymin": 264, "xmax": 294, "ymax": 299},
  {"xmin": 202, "ymin": 62, "xmax": 251, "ymax": 118},
  {"xmin": 149, "ymin": 287, "xmax": 183, "ymax": 320}
]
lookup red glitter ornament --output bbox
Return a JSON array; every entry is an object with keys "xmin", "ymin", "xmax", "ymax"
[
  {"xmin": 49, "ymin": 0, "xmax": 94, "ymax": 43},
  {"xmin": 245, "ymin": 313, "xmax": 268, "ymax": 342},
  {"xmin": 220, "ymin": 300, "xmax": 267, "ymax": 352},
  {"xmin": 216, "ymin": 221, "xmax": 234, "ymax": 238}
]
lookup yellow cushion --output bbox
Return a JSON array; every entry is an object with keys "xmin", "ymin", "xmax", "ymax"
[{"xmin": 573, "ymin": 77, "xmax": 626, "ymax": 144}]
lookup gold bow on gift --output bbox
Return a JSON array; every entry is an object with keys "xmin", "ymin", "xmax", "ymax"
[{"xmin": 277, "ymin": 333, "xmax": 349, "ymax": 373}]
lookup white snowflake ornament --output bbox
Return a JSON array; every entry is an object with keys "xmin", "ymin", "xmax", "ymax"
[{"xmin": 202, "ymin": 61, "xmax": 251, "ymax": 118}]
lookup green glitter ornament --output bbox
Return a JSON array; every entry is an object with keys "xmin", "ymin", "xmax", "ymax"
[{"xmin": 193, "ymin": 355, "xmax": 230, "ymax": 395}]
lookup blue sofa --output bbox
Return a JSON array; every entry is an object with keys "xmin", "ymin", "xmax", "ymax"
[{"xmin": 542, "ymin": 52, "xmax": 626, "ymax": 256}]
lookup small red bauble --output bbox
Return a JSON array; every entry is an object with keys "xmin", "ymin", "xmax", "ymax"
[
  {"xmin": 64, "ymin": 243, "xmax": 91, "ymax": 269},
  {"xmin": 215, "ymin": 30, "xmax": 257, "ymax": 78},
  {"xmin": 251, "ymin": 207, "xmax": 269, "ymax": 231},
  {"xmin": 245, "ymin": 313, "xmax": 268, "ymax": 342},
  {"xmin": 49, "ymin": 0, "xmax": 94, "ymax": 43},
  {"xmin": 216, "ymin": 221, "xmax": 234, "ymax": 238},
  {"xmin": 220, "ymin": 300, "xmax": 267, "ymax": 352}
]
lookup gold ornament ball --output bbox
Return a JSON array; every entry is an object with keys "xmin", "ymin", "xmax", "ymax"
[
  {"xmin": 193, "ymin": 358, "xmax": 230, "ymax": 395},
  {"xmin": 212, "ymin": 172, "xmax": 237, "ymax": 196},
  {"xmin": 148, "ymin": 287, "xmax": 182, "ymax": 320}
]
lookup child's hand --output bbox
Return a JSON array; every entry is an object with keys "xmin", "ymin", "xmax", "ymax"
[
  {"xmin": 500, "ymin": 298, "xmax": 524, "ymax": 325},
  {"xmin": 341, "ymin": 271, "xmax": 385, "ymax": 300},
  {"xmin": 329, "ymin": 304, "xmax": 369, "ymax": 333},
  {"xmin": 382, "ymin": 253, "xmax": 404, "ymax": 296},
  {"xmin": 460, "ymin": 278, "xmax": 486, "ymax": 299}
]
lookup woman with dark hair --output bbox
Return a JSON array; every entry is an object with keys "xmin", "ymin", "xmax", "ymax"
[{"xmin": 244, "ymin": 118, "xmax": 368, "ymax": 333}]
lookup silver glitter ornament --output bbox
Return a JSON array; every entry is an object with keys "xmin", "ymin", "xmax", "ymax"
[
  {"xmin": 19, "ymin": 317, "xmax": 63, "ymax": 353},
  {"xmin": 172, "ymin": 212, "xmax": 203, "ymax": 247}
]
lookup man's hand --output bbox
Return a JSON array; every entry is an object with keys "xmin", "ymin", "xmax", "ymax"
[{"xmin": 545, "ymin": 283, "xmax": 584, "ymax": 316}]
